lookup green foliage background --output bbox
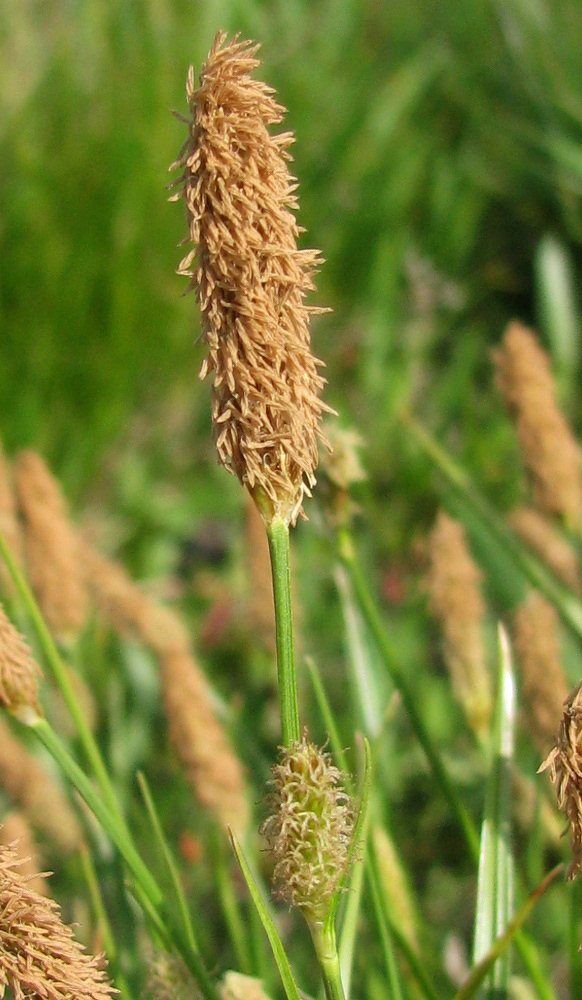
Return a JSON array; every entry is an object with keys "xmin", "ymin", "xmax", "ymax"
[{"xmin": 2, "ymin": 0, "xmax": 582, "ymax": 996}]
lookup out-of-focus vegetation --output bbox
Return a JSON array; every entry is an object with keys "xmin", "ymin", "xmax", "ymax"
[{"xmin": 2, "ymin": 0, "xmax": 582, "ymax": 997}]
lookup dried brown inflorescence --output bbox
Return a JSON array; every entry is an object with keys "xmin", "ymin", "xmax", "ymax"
[
  {"xmin": 262, "ymin": 736, "xmax": 353, "ymax": 920},
  {"xmin": 0, "ymin": 839, "xmax": 115, "ymax": 998},
  {"xmin": 220, "ymin": 971, "xmax": 273, "ymax": 1000},
  {"xmin": 14, "ymin": 451, "xmax": 89, "ymax": 640},
  {"xmin": 511, "ymin": 506, "xmax": 582, "ymax": 592},
  {"xmin": 426, "ymin": 512, "xmax": 491, "ymax": 737},
  {"xmin": 161, "ymin": 646, "xmax": 249, "ymax": 833},
  {"xmin": 170, "ymin": 32, "xmax": 330, "ymax": 526},
  {"xmin": 493, "ymin": 322, "xmax": 582, "ymax": 526},
  {"xmin": 0, "ymin": 715, "xmax": 81, "ymax": 854},
  {"xmin": 539, "ymin": 682, "xmax": 582, "ymax": 878},
  {"xmin": 83, "ymin": 541, "xmax": 248, "ymax": 832},
  {"xmin": 512, "ymin": 593, "xmax": 568, "ymax": 756},
  {"xmin": 0, "ymin": 813, "xmax": 47, "ymax": 896},
  {"xmin": 0, "ymin": 602, "xmax": 42, "ymax": 715}
]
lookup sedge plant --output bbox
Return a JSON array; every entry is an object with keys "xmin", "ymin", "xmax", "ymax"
[{"xmin": 0, "ymin": 28, "xmax": 575, "ymax": 1000}]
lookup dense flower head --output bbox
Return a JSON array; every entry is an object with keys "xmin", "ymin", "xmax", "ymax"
[
  {"xmin": 14, "ymin": 450, "xmax": 89, "ymax": 640},
  {"xmin": 0, "ymin": 839, "xmax": 115, "ymax": 998},
  {"xmin": 512, "ymin": 593, "xmax": 568, "ymax": 756},
  {"xmin": 493, "ymin": 322, "xmax": 582, "ymax": 526},
  {"xmin": 262, "ymin": 736, "xmax": 353, "ymax": 920},
  {"xmin": 539, "ymin": 682, "xmax": 582, "ymax": 878},
  {"xmin": 170, "ymin": 32, "xmax": 331, "ymax": 525},
  {"xmin": 0, "ymin": 602, "xmax": 42, "ymax": 715},
  {"xmin": 426, "ymin": 512, "xmax": 491, "ymax": 737}
]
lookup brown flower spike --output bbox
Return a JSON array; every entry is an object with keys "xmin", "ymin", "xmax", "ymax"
[
  {"xmin": 0, "ymin": 839, "xmax": 114, "ymax": 998},
  {"xmin": 170, "ymin": 32, "xmax": 330, "ymax": 525},
  {"xmin": 426, "ymin": 512, "xmax": 491, "ymax": 737},
  {"xmin": 0, "ymin": 603, "xmax": 42, "ymax": 715},
  {"xmin": 493, "ymin": 322, "xmax": 582, "ymax": 526},
  {"xmin": 540, "ymin": 682, "xmax": 582, "ymax": 878},
  {"xmin": 511, "ymin": 593, "xmax": 568, "ymax": 756}
]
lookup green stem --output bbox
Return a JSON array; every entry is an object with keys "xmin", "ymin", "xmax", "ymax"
[
  {"xmin": 266, "ymin": 517, "xmax": 300, "ymax": 745},
  {"xmin": 0, "ymin": 532, "xmax": 122, "ymax": 824},
  {"xmin": 309, "ymin": 921, "xmax": 346, "ymax": 1000},
  {"xmin": 337, "ymin": 528, "xmax": 480, "ymax": 862}
]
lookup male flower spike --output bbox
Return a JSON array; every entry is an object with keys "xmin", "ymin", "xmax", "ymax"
[{"xmin": 170, "ymin": 32, "xmax": 330, "ymax": 526}]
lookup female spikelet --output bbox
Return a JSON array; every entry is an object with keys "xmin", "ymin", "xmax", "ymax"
[{"xmin": 170, "ymin": 32, "xmax": 329, "ymax": 526}]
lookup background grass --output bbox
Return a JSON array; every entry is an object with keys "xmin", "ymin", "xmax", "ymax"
[{"xmin": 2, "ymin": 0, "xmax": 582, "ymax": 996}]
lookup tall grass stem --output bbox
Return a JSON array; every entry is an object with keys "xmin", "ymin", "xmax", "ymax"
[{"xmin": 266, "ymin": 518, "xmax": 300, "ymax": 745}]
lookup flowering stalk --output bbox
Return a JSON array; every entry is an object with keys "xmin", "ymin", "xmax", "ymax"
[
  {"xmin": 266, "ymin": 517, "xmax": 299, "ymax": 745},
  {"xmin": 171, "ymin": 33, "xmax": 330, "ymax": 747}
]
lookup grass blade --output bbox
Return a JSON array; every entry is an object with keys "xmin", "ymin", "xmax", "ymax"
[
  {"xmin": 337, "ymin": 527, "xmax": 480, "ymax": 862},
  {"xmin": 305, "ymin": 654, "xmax": 350, "ymax": 774},
  {"xmin": 327, "ymin": 735, "xmax": 371, "ymax": 929},
  {"xmin": 472, "ymin": 626, "xmax": 516, "ymax": 996},
  {"xmin": 334, "ymin": 564, "xmax": 389, "ymax": 739},
  {"xmin": 454, "ymin": 867, "xmax": 563, "ymax": 1000},
  {"xmin": 137, "ymin": 771, "xmax": 199, "ymax": 956},
  {"xmin": 229, "ymin": 830, "xmax": 303, "ymax": 1000}
]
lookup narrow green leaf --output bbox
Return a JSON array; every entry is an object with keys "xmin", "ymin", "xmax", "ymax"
[
  {"xmin": 535, "ymin": 234, "xmax": 581, "ymax": 393},
  {"xmin": 339, "ymin": 828, "xmax": 366, "ymax": 1000},
  {"xmin": 137, "ymin": 771, "xmax": 199, "ymax": 956},
  {"xmin": 229, "ymin": 830, "xmax": 303, "ymax": 1000},
  {"xmin": 79, "ymin": 844, "xmax": 132, "ymax": 1000},
  {"xmin": 212, "ymin": 830, "xmax": 253, "ymax": 975},
  {"xmin": 454, "ymin": 866, "xmax": 563, "ymax": 1000},
  {"xmin": 365, "ymin": 849, "xmax": 405, "ymax": 1000},
  {"xmin": 334, "ymin": 564, "xmax": 390, "ymax": 739},
  {"xmin": 305, "ymin": 655, "xmax": 350, "ymax": 775},
  {"xmin": 327, "ymin": 735, "xmax": 371, "ymax": 929},
  {"xmin": 27, "ymin": 716, "xmax": 219, "ymax": 1000},
  {"xmin": 473, "ymin": 626, "xmax": 516, "ymax": 997},
  {"xmin": 337, "ymin": 528, "xmax": 480, "ymax": 862}
]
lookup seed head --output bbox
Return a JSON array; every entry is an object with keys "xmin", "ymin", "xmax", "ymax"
[
  {"xmin": 0, "ymin": 813, "xmax": 47, "ymax": 896},
  {"xmin": 511, "ymin": 593, "xmax": 568, "ymax": 756},
  {"xmin": 14, "ymin": 451, "xmax": 89, "ymax": 640},
  {"xmin": 539, "ymin": 682, "xmax": 582, "ymax": 878},
  {"xmin": 426, "ymin": 512, "xmax": 491, "ymax": 737},
  {"xmin": 161, "ymin": 646, "xmax": 249, "ymax": 834},
  {"xmin": 0, "ymin": 602, "xmax": 42, "ymax": 716},
  {"xmin": 0, "ymin": 839, "xmax": 115, "ymax": 998},
  {"xmin": 170, "ymin": 32, "xmax": 331, "ymax": 526},
  {"xmin": 493, "ymin": 322, "xmax": 582, "ymax": 526},
  {"xmin": 262, "ymin": 737, "xmax": 353, "ymax": 920}
]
